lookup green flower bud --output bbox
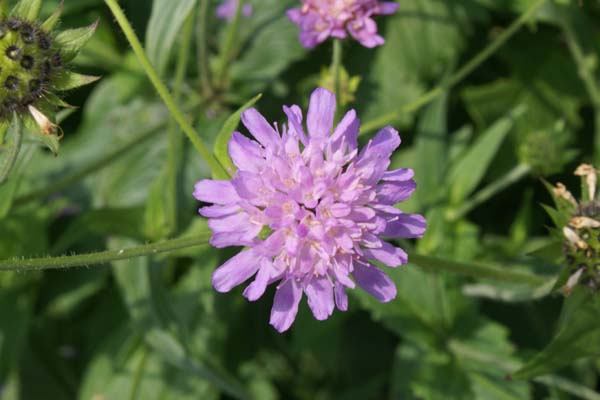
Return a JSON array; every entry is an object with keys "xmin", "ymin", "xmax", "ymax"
[
  {"xmin": 0, "ymin": 0, "xmax": 98, "ymax": 153},
  {"xmin": 318, "ymin": 66, "xmax": 361, "ymax": 107},
  {"xmin": 518, "ymin": 121, "xmax": 577, "ymax": 177},
  {"xmin": 547, "ymin": 164, "xmax": 600, "ymax": 294}
]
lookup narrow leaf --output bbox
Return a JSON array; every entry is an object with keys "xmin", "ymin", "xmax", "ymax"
[
  {"xmin": 53, "ymin": 72, "xmax": 100, "ymax": 91},
  {"xmin": 415, "ymin": 92, "xmax": 447, "ymax": 206},
  {"xmin": 145, "ymin": 0, "xmax": 197, "ymax": 75},
  {"xmin": 40, "ymin": 0, "xmax": 63, "ymax": 30},
  {"xmin": 213, "ymin": 93, "xmax": 262, "ymax": 174},
  {"xmin": 447, "ymin": 105, "xmax": 525, "ymax": 204},
  {"xmin": 54, "ymin": 21, "xmax": 99, "ymax": 63},
  {"xmin": 10, "ymin": 0, "xmax": 41, "ymax": 20}
]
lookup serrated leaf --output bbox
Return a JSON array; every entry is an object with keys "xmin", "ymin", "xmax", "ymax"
[
  {"xmin": 447, "ymin": 105, "xmax": 525, "ymax": 205},
  {"xmin": 53, "ymin": 72, "xmax": 100, "ymax": 91},
  {"xmin": 146, "ymin": 0, "xmax": 197, "ymax": 75},
  {"xmin": 513, "ymin": 288, "xmax": 600, "ymax": 379},
  {"xmin": 54, "ymin": 21, "xmax": 99, "ymax": 63},
  {"xmin": 10, "ymin": 0, "xmax": 41, "ymax": 21},
  {"xmin": 213, "ymin": 93, "xmax": 262, "ymax": 174}
]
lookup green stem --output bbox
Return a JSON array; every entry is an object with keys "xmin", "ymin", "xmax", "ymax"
[
  {"xmin": 0, "ymin": 117, "xmax": 22, "ymax": 186},
  {"xmin": 215, "ymin": 0, "xmax": 244, "ymax": 88},
  {"xmin": 409, "ymin": 253, "xmax": 548, "ymax": 286},
  {"xmin": 129, "ymin": 346, "xmax": 149, "ymax": 400},
  {"xmin": 197, "ymin": 0, "xmax": 212, "ymax": 97},
  {"xmin": 446, "ymin": 163, "xmax": 532, "ymax": 221},
  {"xmin": 0, "ymin": 233, "xmax": 210, "ymax": 272},
  {"xmin": 331, "ymin": 39, "xmax": 343, "ymax": 107},
  {"xmin": 165, "ymin": 14, "xmax": 195, "ymax": 234},
  {"xmin": 103, "ymin": 0, "xmax": 227, "ymax": 178},
  {"xmin": 359, "ymin": 0, "xmax": 548, "ymax": 135}
]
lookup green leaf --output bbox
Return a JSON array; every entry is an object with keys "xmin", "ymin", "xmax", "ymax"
[
  {"xmin": 447, "ymin": 105, "xmax": 525, "ymax": 205},
  {"xmin": 53, "ymin": 72, "xmax": 100, "ymax": 91},
  {"xmin": 10, "ymin": 0, "xmax": 41, "ymax": 21},
  {"xmin": 54, "ymin": 21, "xmax": 99, "ymax": 63},
  {"xmin": 145, "ymin": 0, "xmax": 197, "ymax": 75},
  {"xmin": 40, "ymin": 0, "xmax": 63, "ymax": 30},
  {"xmin": 144, "ymin": 169, "xmax": 173, "ymax": 240},
  {"xmin": 213, "ymin": 93, "xmax": 262, "ymax": 174},
  {"xmin": 513, "ymin": 288, "xmax": 600, "ymax": 379},
  {"xmin": 414, "ymin": 91, "xmax": 448, "ymax": 207}
]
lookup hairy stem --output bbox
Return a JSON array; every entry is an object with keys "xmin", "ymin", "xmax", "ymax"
[
  {"xmin": 359, "ymin": 0, "xmax": 548, "ymax": 135},
  {"xmin": 0, "ymin": 233, "xmax": 210, "ymax": 272},
  {"xmin": 103, "ymin": 0, "xmax": 227, "ymax": 178}
]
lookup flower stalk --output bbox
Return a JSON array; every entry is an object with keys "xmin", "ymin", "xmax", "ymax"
[{"xmin": 0, "ymin": 233, "xmax": 211, "ymax": 272}]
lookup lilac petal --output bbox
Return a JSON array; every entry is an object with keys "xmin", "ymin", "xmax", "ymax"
[
  {"xmin": 283, "ymin": 105, "xmax": 306, "ymax": 142},
  {"xmin": 207, "ymin": 212, "xmax": 251, "ymax": 233},
  {"xmin": 193, "ymin": 180, "xmax": 239, "ymax": 204},
  {"xmin": 304, "ymin": 276, "xmax": 334, "ymax": 320},
  {"xmin": 383, "ymin": 213, "xmax": 427, "ymax": 238},
  {"xmin": 376, "ymin": 180, "xmax": 417, "ymax": 204},
  {"xmin": 378, "ymin": 2, "xmax": 400, "ymax": 15},
  {"xmin": 307, "ymin": 88, "xmax": 336, "ymax": 139},
  {"xmin": 243, "ymin": 259, "xmax": 272, "ymax": 301},
  {"xmin": 358, "ymin": 126, "xmax": 400, "ymax": 162},
  {"xmin": 212, "ymin": 250, "xmax": 260, "ymax": 292},
  {"xmin": 269, "ymin": 279, "xmax": 303, "ymax": 333},
  {"xmin": 330, "ymin": 109, "xmax": 359, "ymax": 151},
  {"xmin": 228, "ymin": 132, "xmax": 264, "ymax": 172},
  {"xmin": 241, "ymin": 108, "xmax": 280, "ymax": 147},
  {"xmin": 383, "ymin": 168, "xmax": 414, "ymax": 181},
  {"xmin": 352, "ymin": 261, "xmax": 397, "ymax": 302},
  {"xmin": 198, "ymin": 204, "xmax": 239, "ymax": 218},
  {"xmin": 334, "ymin": 284, "xmax": 348, "ymax": 311},
  {"xmin": 363, "ymin": 241, "xmax": 408, "ymax": 267},
  {"xmin": 210, "ymin": 231, "xmax": 259, "ymax": 248},
  {"xmin": 286, "ymin": 8, "xmax": 302, "ymax": 23}
]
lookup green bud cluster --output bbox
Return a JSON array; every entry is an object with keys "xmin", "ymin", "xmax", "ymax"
[
  {"xmin": 0, "ymin": 16, "xmax": 62, "ymax": 120},
  {"xmin": 518, "ymin": 122, "xmax": 577, "ymax": 177},
  {"xmin": 547, "ymin": 164, "xmax": 600, "ymax": 294},
  {"xmin": 563, "ymin": 204, "xmax": 600, "ymax": 291},
  {"xmin": 0, "ymin": 0, "xmax": 99, "ymax": 154}
]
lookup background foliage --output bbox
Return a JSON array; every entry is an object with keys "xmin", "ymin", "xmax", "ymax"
[{"xmin": 1, "ymin": 0, "xmax": 600, "ymax": 399}]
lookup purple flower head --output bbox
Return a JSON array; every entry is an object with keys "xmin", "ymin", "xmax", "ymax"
[
  {"xmin": 287, "ymin": 0, "xmax": 399, "ymax": 48},
  {"xmin": 194, "ymin": 88, "xmax": 426, "ymax": 333},
  {"xmin": 216, "ymin": 0, "xmax": 253, "ymax": 21}
]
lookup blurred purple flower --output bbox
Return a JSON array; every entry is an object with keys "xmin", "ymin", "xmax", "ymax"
[
  {"xmin": 194, "ymin": 87, "xmax": 425, "ymax": 332},
  {"xmin": 216, "ymin": 0, "xmax": 252, "ymax": 21},
  {"xmin": 287, "ymin": 0, "xmax": 399, "ymax": 48}
]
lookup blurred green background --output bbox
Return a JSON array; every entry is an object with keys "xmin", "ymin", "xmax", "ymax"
[{"xmin": 1, "ymin": 0, "xmax": 600, "ymax": 399}]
